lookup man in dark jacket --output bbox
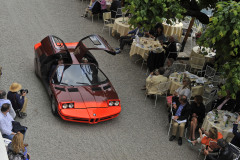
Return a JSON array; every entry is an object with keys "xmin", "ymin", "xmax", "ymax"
[
  {"xmin": 7, "ymin": 83, "xmax": 27, "ymax": 118},
  {"xmin": 205, "ymin": 139, "xmax": 234, "ymax": 160},
  {"xmin": 163, "ymin": 36, "xmax": 177, "ymax": 60},
  {"xmin": 115, "ymin": 23, "xmax": 145, "ymax": 54},
  {"xmin": 169, "ymin": 95, "xmax": 191, "ymax": 145},
  {"xmin": 231, "ymin": 115, "xmax": 240, "ymax": 148},
  {"xmin": 82, "ymin": 0, "xmax": 101, "ymax": 17},
  {"xmin": 110, "ymin": 0, "xmax": 121, "ymax": 18},
  {"xmin": 211, "ymin": 92, "xmax": 236, "ymax": 112}
]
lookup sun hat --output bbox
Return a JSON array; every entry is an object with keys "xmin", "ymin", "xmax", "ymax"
[{"xmin": 9, "ymin": 83, "xmax": 22, "ymax": 92}]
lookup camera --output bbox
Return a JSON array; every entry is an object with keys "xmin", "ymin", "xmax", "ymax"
[{"xmin": 20, "ymin": 89, "xmax": 28, "ymax": 95}]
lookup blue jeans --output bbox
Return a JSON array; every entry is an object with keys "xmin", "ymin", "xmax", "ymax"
[{"xmin": 3, "ymin": 127, "xmax": 27, "ymax": 140}]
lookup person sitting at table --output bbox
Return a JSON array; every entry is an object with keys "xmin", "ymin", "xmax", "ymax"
[
  {"xmin": 115, "ymin": 23, "xmax": 145, "ymax": 54},
  {"xmin": 146, "ymin": 23, "xmax": 166, "ymax": 43},
  {"xmin": 99, "ymin": 0, "xmax": 108, "ymax": 13},
  {"xmin": 81, "ymin": 0, "xmax": 101, "ymax": 18},
  {"xmin": 211, "ymin": 91, "xmax": 236, "ymax": 112},
  {"xmin": 190, "ymin": 127, "xmax": 223, "ymax": 147},
  {"xmin": 169, "ymin": 95, "xmax": 191, "ymax": 146},
  {"xmin": 188, "ymin": 95, "xmax": 206, "ymax": 141},
  {"xmin": 145, "ymin": 68, "xmax": 168, "ymax": 96},
  {"xmin": 230, "ymin": 115, "xmax": 240, "ymax": 148},
  {"xmin": 163, "ymin": 36, "xmax": 177, "ymax": 60},
  {"xmin": 204, "ymin": 139, "xmax": 233, "ymax": 160},
  {"xmin": 163, "ymin": 58, "xmax": 175, "ymax": 78},
  {"xmin": 167, "ymin": 77, "xmax": 191, "ymax": 108},
  {"xmin": 110, "ymin": 0, "xmax": 121, "ymax": 18}
]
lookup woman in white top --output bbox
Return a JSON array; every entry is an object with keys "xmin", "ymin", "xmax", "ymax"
[
  {"xmin": 174, "ymin": 77, "xmax": 191, "ymax": 99},
  {"xmin": 167, "ymin": 77, "xmax": 191, "ymax": 108}
]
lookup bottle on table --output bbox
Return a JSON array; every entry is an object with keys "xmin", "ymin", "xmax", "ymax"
[
  {"xmin": 180, "ymin": 73, "xmax": 183, "ymax": 83},
  {"xmin": 215, "ymin": 111, "xmax": 218, "ymax": 120}
]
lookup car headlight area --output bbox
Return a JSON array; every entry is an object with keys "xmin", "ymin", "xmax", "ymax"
[
  {"xmin": 62, "ymin": 103, "xmax": 74, "ymax": 109},
  {"xmin": 108, "ymin": 100, "xmax": 120, "ymax": 107}
]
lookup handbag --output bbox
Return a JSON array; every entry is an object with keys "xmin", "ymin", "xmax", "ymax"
[{"xmin": 12, "ymin": 121, "xmax": 27, "ymax": 134}]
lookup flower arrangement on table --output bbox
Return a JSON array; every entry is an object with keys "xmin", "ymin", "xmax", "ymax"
[
  {"xmin": 195, "ymin": 31, "xmax": 202, "ymax": 40},
  {"xmin": 197, "ymin": 47, "xmax": 210, "ymax": 56}
]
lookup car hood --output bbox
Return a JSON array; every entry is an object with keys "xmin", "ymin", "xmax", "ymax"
[{"xmin": 52, "ymin": 84, "xmax": 118, "ymax": 108}]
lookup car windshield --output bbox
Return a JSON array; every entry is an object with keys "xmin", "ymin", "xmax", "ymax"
[{"xmin": 51, "ymin": 64, "xmax": 108, "ymax": 86}]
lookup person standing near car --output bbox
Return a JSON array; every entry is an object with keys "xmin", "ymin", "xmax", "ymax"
[
  {"xmin": 7, "ymin": 83, "xmax": 28, "ymax": 118},
  {"xmin": 0, "ymin": 90, "xmax": 16, "ymax": 119}
]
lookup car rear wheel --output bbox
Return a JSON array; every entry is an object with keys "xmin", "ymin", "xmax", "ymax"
[{"xmin": 51, "ymin": 97, "xmax": 58, "ymax": 116}]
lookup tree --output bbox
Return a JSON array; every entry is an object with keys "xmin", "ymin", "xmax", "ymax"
[
  {"xmin": 124, "ymin": 0, "xmax": 212, "ymax": 51},
  {"xmin": 124, "ymin": 0, "xmax": 186, "ymax": 30},
  {"xmin": 197, "ymin": 1, "xmax": 240, "ymax": 98}
]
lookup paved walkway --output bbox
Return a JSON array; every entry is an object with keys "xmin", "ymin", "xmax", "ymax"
[{"xmin": 0, "ymin": 0, "xmax": 200, "ymax": 159}]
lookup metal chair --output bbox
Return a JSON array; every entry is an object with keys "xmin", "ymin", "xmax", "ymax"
[
  {"xmin": 171, "ymin": 62, "xmax": 187, "ymax": 72},
  {"xmin": 229, "ymin": 142, "xmax": 240, "ymax": 160},
  {"xmin": 111, "ymin": 7, "xmax": 123, "ymax": 20},
  {"xmin": 197, "ymin": 65, "xmax": 216, "ymax": 81},
  {"xmin": 198, "ymin": 140, "xmax": 220, "ymax": 160},
  {"xmin": 202, "ymin": 88, "xmax": 218, "ymax": 108},
  {"xmin": 189, "ymin": 56, "xmax": 206, "ymax": 74},
  {"xmin": 102, "ymin": 12, "xmax": 114, "ymax": 36},
  {"xmin": 168, "ymin": 103, "xmax": 174, "ymax": 136}
]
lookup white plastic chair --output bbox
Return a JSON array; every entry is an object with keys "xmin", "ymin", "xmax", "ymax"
[
  {"xmin": 145, "ymin": 81, "xmax": 171, "ymax": 106},
  {"xmin": 102, "ymin": 12, "xmax": 114, "ymax": 36}
]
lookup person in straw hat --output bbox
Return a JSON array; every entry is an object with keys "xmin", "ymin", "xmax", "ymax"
[{"xmin": 7, "ymin": 83, "xmax": 28, "ymax": 118}]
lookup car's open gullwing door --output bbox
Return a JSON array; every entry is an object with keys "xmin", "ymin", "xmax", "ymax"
[
  {"xmin": 40, "ymin": 35, "xmax": 72, "ymax": 82},
  {"xmin": 73, "ymin": 34, "xmax": 116, "ymax": 62}
]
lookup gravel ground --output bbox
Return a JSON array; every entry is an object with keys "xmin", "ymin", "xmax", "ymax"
[{"xmin": 0, "ymin": 0, "xmax": 201, "ymax": 159}]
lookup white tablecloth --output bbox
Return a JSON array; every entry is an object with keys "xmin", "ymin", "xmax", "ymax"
[
  {"xmin": 202, "ymin": 110, "xmax": 239, "ymax": 141},
  {"xmin": 163, "ymin": 22, "xmax": 183, "ymax": 41}
]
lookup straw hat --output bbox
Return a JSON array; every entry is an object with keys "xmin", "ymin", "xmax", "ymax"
[{"xmin": 9, "ymin": 83, "xmax": 22, "ymax": 92}]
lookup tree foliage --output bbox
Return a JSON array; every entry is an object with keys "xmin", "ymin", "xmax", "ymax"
[
  {"xmin": 125, "ymin": 0, "xmax": 220, "ymax": 29},
  {"xmin": 125, "ymin": 0, "xmax": 186, "ymax": 30},
  {"xmin": 197, "ymin": 1, "xmax": 240, "ymax": 98}
]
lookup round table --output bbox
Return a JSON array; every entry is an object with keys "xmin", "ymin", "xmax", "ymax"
[
  {"xmin": 163, "ymin": 22, "xmax": 183, "ymax": 41},
  {"xmin": 129, "ymin": 37, "xmax": 163, "ymax": 60},
  {"xmin": 191, "ymin": 46, "xmax": 216, "ymax": 62},
  {"xmin": 112, "ymin": 17, "xmax": 130, "ymax": 37},
  {"xmin": 202, "ymin": 110, "xmax": 239, "ymax": 142},
  {"xmin": 169, "ymin": 72, "xmax": 204, "ymax": 97}
]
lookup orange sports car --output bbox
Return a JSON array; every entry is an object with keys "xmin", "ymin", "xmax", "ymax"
[{"xmin": 34, "ymin": 35, "xmax": 121, "ymax": 124}]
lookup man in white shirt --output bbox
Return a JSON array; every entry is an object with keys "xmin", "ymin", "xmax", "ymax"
[
  {"xmin": 0, "ymin": 103, "xmax": 15, "ymax": 140},
  {"xmin": 0, "ymin": 90, "xmax": 16, "ymax": 119}
]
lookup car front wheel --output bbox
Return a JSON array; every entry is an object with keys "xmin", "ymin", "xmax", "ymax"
[{"xmin": 51, "ymin": 97, "xmax": 58, "ymax": 116}]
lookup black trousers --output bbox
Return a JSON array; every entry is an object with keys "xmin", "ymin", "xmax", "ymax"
[{"xmin": 119, "ymin": 36, "xmax": 133, "ymax": 50}]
